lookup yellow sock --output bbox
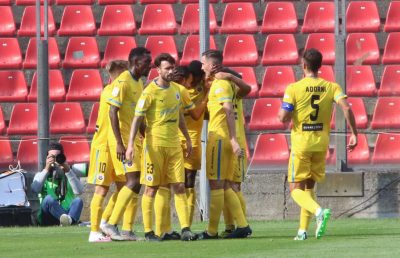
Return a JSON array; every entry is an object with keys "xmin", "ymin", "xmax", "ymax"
[
  {"xmin": 174, "ymin": 193, "xmax": 190, "ymax": 229},
  {"xmin": 236, "ymin": 191, "xmax": 247, "ymax": 217},
  {"xmin": 155, "ymin": 187, "xmax": 170, "ymax": 236},
  {"xmin": 299, "ymin": 188, "xmax": 317, "ymax": 231},
  {"xmin": 163, "ymin": 188, "xmax": 172, "ymax": 233},
  {"xmin": 142, "ymin": 194, "xmax": 155, "ymax": 233},
  {"xmin": 90, "ymin": 193, "xmax": 104, "ymax": 232},
  {"xmin": 121, "ymin": 192, "xmax": 139, "ymax": 232},
  {"xmin": 207, "ymin": 189, "xmax": 224, "ymax": 236},
  {"xmin": 291, "ymin": 188, "xmax": 320, "ymax": 215},
  {"xmin": 108, "ymin": 186, "xmax": 134, "ymax": 225},
  {"xmin": 186, "ymin": 188, "xmax": 195, "ymax": 226},
  {"xmin": 101, "ymin": 192, "xmax": 118, "ymax": 222},
  {"xmin": 223, "ymin": 203, "xmax": 235, "ymax": 230},
  {"xmin": 224, "ymin": 188, "xmax": 248, "ymax": 228}
]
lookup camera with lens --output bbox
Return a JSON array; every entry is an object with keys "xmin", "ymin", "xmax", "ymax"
[{"xmin": 49, "ymin": 153, "xmax": 67, "ymax": 179}]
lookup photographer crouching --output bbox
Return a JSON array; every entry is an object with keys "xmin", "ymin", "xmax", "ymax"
[{"xmin": 31, "ymin": 143, "xmax": 84, "ymax": 226}]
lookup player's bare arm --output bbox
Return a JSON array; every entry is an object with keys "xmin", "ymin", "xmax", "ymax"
[
  {"xmin": 109, "ymin": 105, "xmax": 125, "ymax": 162},
  {"xmin": 223, "ymin": 102, "xmax": 242, "ymax": 157},
  {"xmin": 179, "ymin": 110, "xmax": 193, "ymax": 158},
  {"xmin": 125, "ymin": 115, "xmax": 144, "ymax": 163},
  {"xmin": 188, "ymin": 92, "xmax": 209, "ymax": 120},
  {"xmin": 337, "ymin": 98, "xmax": 358, "ymax": 151},
  {"xmin": 214, "ymin": 72, "xmax": 252, "ymax": 98},
  {"xmin": 278, "ymin": 108, "xmax": 292, "ymax": 123}
]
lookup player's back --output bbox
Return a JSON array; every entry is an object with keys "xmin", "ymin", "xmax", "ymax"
[{"xmin": 92, "ymin": 85, "xmax": 112, "ymax": 148}]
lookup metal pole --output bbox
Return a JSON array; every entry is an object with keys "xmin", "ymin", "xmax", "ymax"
[
  {"xmin": 199, "ymin": 0, "xmax": 210, "ymax": 221},
  {"xmin": 335, "ymin": 0, "xmax": 347, "ymax": 171},
  {"xmin": 37, "ymin": 0, "xmax": 50, "ymax": 171}
]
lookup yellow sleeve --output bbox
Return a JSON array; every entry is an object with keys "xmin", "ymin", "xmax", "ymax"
[
  {"xmin": 135, "ymin": 91, "xmax": 152, "ymax": 117},
  {"xmin": 213, "ymin": 80, "xmax": 233, "ymax": 104},
  {"xmin": 282, "ymin": 84, "xmax": 295, "ymax": 105},
  {"xmin": 180, "ymin": 86, "xmax": 195, "ymax": 111},
  {"xmin": 333, "ymin": 83, "xmax": 347, "ymax": 103},
  {"xmin": 107, "ymin": 81, "xmax": 125, "ymax": 108}
]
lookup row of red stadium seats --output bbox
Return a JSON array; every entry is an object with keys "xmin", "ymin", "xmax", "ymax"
[
  {"xmin": 1, "ymin": 33, "xmax": 400, "ymax": 69},
  {"xmin": 0, "ymin": 0, "xmax": 258, "ymax": 5},
  {"xmin": 1, "ymin": 2, "xmax": 400, "ymax": 33}
]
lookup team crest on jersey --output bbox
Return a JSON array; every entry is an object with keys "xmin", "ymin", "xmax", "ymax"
[
  {"xmin": 146, "ymin": 174, "xmax": 153, "ymax": 182},
  {"xmin": 196, "ymin": 86, "xmax": 203, "ymax": 92},
  {"xmin": 97, "ymin": 174, "xmax": 104, "ymax": 181},
  {"xmin": 112, "ymin": 87, "xmax": 120, "ymax": 97},
  {"xmin": 176, "ymin": 93, "xmax": 180, "ymax": 100}
]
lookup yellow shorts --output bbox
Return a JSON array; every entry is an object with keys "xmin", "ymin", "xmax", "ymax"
[
  {"xmin": 287, "ymin": 151, "xmax": 327, "ymax": 183},
  {"xmin": 206, "ymin": 136, "xmax": 234, "ymax": 181},
  {"xmin": 181, "ymin": 141, "xmax": 201, "ymax": 171},
  {"xmin": 87, "ymin": 145, "xmax": 125, "ymax": 186},
  {"xmin": 141, "ymin": 143, "xmax": 185, "ymax": 186},
  {"xmin": 109, "ymin": 139, "xmax": 142, "ymax": 176},
  {"xmin": 232, "ymin": 154, "xmax": 248, "ymax": 183}
]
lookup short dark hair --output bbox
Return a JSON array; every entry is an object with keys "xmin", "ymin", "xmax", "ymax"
[
  {"xmin": 174, "ymin": 66, "xmax": 190, "ymax": 79},
  {"xmin": 188, "ymin": 60, "xmax": 204, "ymax": 78},
  {"xmin": 202, "ymin": 49, "xmax": 223, "ymax": 65},
  {"xmin": 48, "ymin": 142, "xmax": 64, "ymax": 154},
  {"xmin": 128, "ymin": 47, "xmax": 151, "ymax": 63},
  {"xmin": 303, "ymin": 48, "xmax": 322, "ymax": 73},
  {"xmin": 154, "ymin": 53, "xmax": 176, "ymax": 67}
]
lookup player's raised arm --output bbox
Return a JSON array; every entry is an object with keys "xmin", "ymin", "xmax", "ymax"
[
  {"xmin": 337, "ymin": 98, "xmax": 358, "ymax": 151},
  {"xmin": 215, "ymin": 70, "xmax": 252, "ymax": 98}
]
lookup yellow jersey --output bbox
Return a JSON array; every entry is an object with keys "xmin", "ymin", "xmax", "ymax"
[
  {"xmin": 282, "ymin": 77, "xmax": 346, "ymax": 152},
  {"xmin": 106, "ymin": 70, "xmax": 143, "ymax": 147},
  {"xmin": 178, "ymin": 83, "xmax": 206, "ymax": 146},
  {"xmin": 135, "ymin": 81, "xmax": 182, "ymax": 147},
  {"xmin": 207, "ymin": 79, "xmax": 236, "ymax": 138},
  {"xmin": 91, "ymin": 85, "xmax": 111, "ymax": 149}
]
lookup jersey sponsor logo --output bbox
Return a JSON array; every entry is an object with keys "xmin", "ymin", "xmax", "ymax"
[
  {"xmin": 302, "ymin": 123, "xmax": 323, "ymax": 131},
  {"xmin": 112, "ymin": 87, "xmax": 120, "ymax": 97}
]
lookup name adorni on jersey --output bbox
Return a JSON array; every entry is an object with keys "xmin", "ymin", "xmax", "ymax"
[{"xmin": 306, "ymin": 86, "xmax": 326, "ymax": 92}]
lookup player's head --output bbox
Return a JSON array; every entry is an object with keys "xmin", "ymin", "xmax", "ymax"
[
  {"xmin": 188, "ymin": 60, "xmax": 205, "ymax": 88},
  {"xmin": 302, "ymin": 48, "xmax": 323, "ymax": 74},
  {"xmin": 201, "ymin": 50, "xmax": 223, "ymax": 75},
  {"xmin": 105, "ymin": 60, "xmax": 129, "ymax": 81},
  {"xmin": 128, "ymin": 47, "xmax": 152, "ymax": 77},
  {"xmin": 172, "ymin": 65, "xmax": 192, "ymax": 87},
  {"xmin": 154, "ymin": 53, "xmax": 176, "ymax": 83}
]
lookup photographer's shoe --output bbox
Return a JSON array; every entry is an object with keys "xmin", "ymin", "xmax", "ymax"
[
  {"xmin": 102, "ymin": 223, "xmax": 124, "ymax": 241},
  {"xmin": 59, "ymin": 214, "xmax": 72, "ymax": 226},
  {"xmin": 88, "ymin": 231, "xmax": 112, "ymax": 243}
]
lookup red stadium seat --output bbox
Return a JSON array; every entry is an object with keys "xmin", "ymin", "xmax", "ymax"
[
  {"xmin": 371, "ymin": 97, "xmax": 400, "ymax": 129},
  {"xmin": 0, "ymin": 38, "xmax": 22, "ymax": 69},
  {"xmin": 138, "ymin": 4, "xmax": 177, "ymax": 35},
  {"xmin": 346, "ymin": 65, "xmax": 377, "ymax": 97},
  {"xmin": 248, "ymin": 98, "xmax": 286, "ymax": 130},
  {"xmin": 7, "ymin": 103, "xmax": 37, "ymax": 135},
  {"xmin": 66, "ymin": 69, "xmax": 103, "ymax": 101},
  {"xmin": 382, "ymin": 32, "xmax": 400, "ymax": 64},
  {"xmin": 220, "ymin": 3, "xmax": 258, "ymax": 34},
  {"xmin": 346, "ymin": 1, "xmax": 380, "ymax": 33},
  {"xmin": 318, "ymin": 65, "xmax": 335, "ymax": 82},
  {"xmin": 50, "ymin": 102, "xmax": 86, "ymax": 134},
  {"xmin": 222, "ymin": 0, "xmax": 258, "ymax": 2},
  {"xmin": 101, "ymin": 37, "xmax": 137, "ymax": 67},
  {"xmin": 16, "ymin": 137, "xmax": 38, "ymax": 169},
  {"xmin": 302, "ymin": 1, "xmax": 334, "ymax": 33},
  {"xmin": 181, "ymin": 0, "xmax": 217, "ymax": 2},
  {"xmin": 372, "ymin": 133, "xmax": 400, "ymax": 164},
  {"xmin": 28, "ymin": 70, "xmax": 65, "ymax": 102},
  {"xmin": 0, "ymin": 71, "xmax": 27, "ymax": 102},
  {"xmin": 346, "ymin": 33, "xmax": 380, "ymax": 65},
  {"xmin": 331, "ymin": 98, "xmax": 368, "ymax": 129},
  {"xmin": 259, "ymin": 66, "xmax": 295, "ymax": 98},
  {"xmin": 252, "ymin": 134, "xmax": 289, "ymax": 166},
  {"xmin": 145, "ymin": 36, "xmax": 178, "ymax": 64},
  {"xmin": 0, "ymin": 137, "xmax": 13, "ymax": 166},
  {"xmin": 18, "ymin": 6, "xmax": 56, "ymax": 36},
  {"xmin": 223, "ymin": 34, "xmax": 258, "ymax": 66},
  {"xmin": 139, "ymin": 0, "xmax": 176, "ymax": 3},
  {"xmin": 16, "ymin": 0, "xmax": 53, "ymax": 5},
  {"xmin": 384, "ymin": 1, "xmax": 400, "ymax": 32},
  {"xmin": 147, "ymin": 68, "xmax": 158, "ymax": 81},
  {"xmin": 262, "ymin": 2, "xmax": 297, "ymax": 33},
  {"xmin": 98, "ymin": 5, "xmax": 136, "ymax": 36},
  {"xmin": 0, "ymin": 6, "xmax": 16, "ymax": 36},
  {"xmin": 23, "ymin": 37, "xmax": 60, "ymax": 69},
  {"xmin": 230, "ymin": 67, "xmax": 258, "ymax": 98},
  {"xmin": 87, "ymin": 102, "xmax": 99, "ymax": 134},
  {"xmin": 0, "ymin": 0, "xmax": 12, "ymax": 4},
  {"xmin": 63, "ymin": 37, "xmax": 100, "ymax": 68},
  {"xmin": 98, "ymin": 0, "xmax": 135, "ymax": 4},
  {"xmin": 379, "ymin": 65, "xmax": 400, "ymax": 96},
  {"xmin": 56, "ymin": 0, "xmax": 94, "ymax": 4},
  {"xmin": 58, "ymin": 6, "xmax": 96, "ymax": 36},
  {"xmin": 180, "ymin": 4, "xmax": 217, "ymax": 34},
  {"xmin": 59, "ymin": 136, "xmax": 90, "ymax": 164},
  {"xmin": 305, "ymin": 33, "xmax": 335, "ymax": 65},
  {"xmin": 181, "ymin": 35, "xmax": 216, "ymax": 66},
  {"xmin": 328, "ymin": 134, "xmax": 370, "ymax": 165},
  {"xmin": 262, "ymin": 34, "xmax": 298, "ymax": 65},
  {"xmin": 0, "ymin": 107, "xmax": 5, "ymax": 134}
]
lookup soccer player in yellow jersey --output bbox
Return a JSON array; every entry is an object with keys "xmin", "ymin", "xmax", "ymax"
[
  {"xmin": 125, "ymin": 53, "xmax": 197, "ymax": 241},
  {"xmin": 197, "ymin": 50, "xmax": 252, "ymax": 239},
  {"xmin": 278, "ymin": 49, "xmax": 358, "ymax": 240},
  {"xmin": 88, "ymin": 60, "xmax": 129, "ymax": 243},
  {"xmin": 102, "ymin": 47, "xmax": 152, "ymax": 241}
]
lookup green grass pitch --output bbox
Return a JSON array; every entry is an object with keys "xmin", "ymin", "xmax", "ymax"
[{"xmin": 1, "ymin": 218, "xmax": 400, "ymax": 258}]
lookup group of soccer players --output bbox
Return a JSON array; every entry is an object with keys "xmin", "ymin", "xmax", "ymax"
[{"xmin": 87, "ymin": 47, "xmax": 253, "ymax": 242}]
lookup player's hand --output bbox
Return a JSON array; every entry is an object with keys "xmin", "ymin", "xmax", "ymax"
[
  {"xmin": 125, "ymin": 146, "xmax": 134, "ymax": 166},
  {"xmin": 347, "ymin": 134, "xmax": 358, "ymax": 152},
  {"xmin": 45, "ymin": 154, "xmax": 55, "ymax": 171},
  {"xmin": 210, "ymin": 64, "xmax": 223, "ymax": 75},
  {"xmin": 231, "ymin": 139, "xmax": 243, "ymax": 158},
  {"xmin": 116, "ymin": 143, "xmax": 126, "ymax": 162},
  {"xmin": 214, "ymin": 71, "xmax": 232, "ymax": 81},
  {"xmin": 185, "ymin": 139, "xmax": 193, "ymax": 158}
]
